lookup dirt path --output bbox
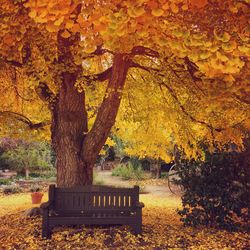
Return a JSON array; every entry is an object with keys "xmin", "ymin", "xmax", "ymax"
[{"xmin": 95, "ymin": 170, "xmax": 181, "ymax": 198}]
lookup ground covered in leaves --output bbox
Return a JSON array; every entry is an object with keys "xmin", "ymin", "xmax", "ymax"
[{"xmin": 0, "ymin": 193, "xmax": 249, "ymax": 249}]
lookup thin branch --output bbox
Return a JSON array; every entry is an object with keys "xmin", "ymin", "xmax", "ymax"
[
  {"xmin": 184, "ymin": 57, "xmax": 201, "ymax": 82},
  {"xmin": 131, "ymin": 46, "xmax": 160, "ymax": 58},
  {"xmin": 10, "ymin": 68, "xmax": 35, "ymax": 102},
  {"xmin": 81, "ymin": 67, "xmax": 112, "ymax": 83},
  {"xmin": 0, "ymin": 111, "xmax": 50, "ymax": 129},
  {"xmin": 83, "ymin": 45, "xmax": 114, "ymax": 60},
  {"xmin": 130, "ymin": 61, "xmax": 160, "ymax": 72},
  {"xmin": 233, "ymin": 94, "xmax": 250, "ymax": 106},
  {"xmin": 159, "ymin": 81, "xmax": 223, "ymax": 132}
]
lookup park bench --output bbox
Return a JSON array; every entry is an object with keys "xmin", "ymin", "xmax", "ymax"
[{"xmin": 40, "ymin": 184, "xmax": 144, "ymax": 239}]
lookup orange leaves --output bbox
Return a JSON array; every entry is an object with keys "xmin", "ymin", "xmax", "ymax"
[
  {"xmin": 0, "ymin": 193, "xmax": 249, "ymax": 249},
  {"xmin": 60, "ymin": 30, "xmax": 71, "ymax": 38},
  {"xmin": 151, "ymin": 8, "xmax": 164, "ymax": 17},
  {"xmin": 24, "ymin": 0, "xmax": 78, "ymax": 35},
  {"xmin": 3, "ymin": 34, "xmax": 15, "ymax": 46},
  {"xmin": 170, "ymin": 3, "xmax": 179, "ymax": 13},
  {"xmin": 189, "ymin": 0, "xmax": 208, "ymax": 9},
  {"xmin": 128, "ymin": 6, "xmax": 146, "ymax": 18}
]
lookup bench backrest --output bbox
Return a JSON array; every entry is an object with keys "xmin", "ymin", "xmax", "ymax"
[{"xmin": 48, "ymin": 185, "xmax": 139, "ymax": 214}]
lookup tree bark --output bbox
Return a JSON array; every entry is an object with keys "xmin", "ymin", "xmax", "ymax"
[
  {"xmin": 25, "ymin": 168, "xmax": 29, "ymax": 179},
  {"xmin": 51, "ymin": 72, "xmax": 89, "ymax": 187},
  {"xmin": 52, "ymin": 53, "xmax": 130, "ymax": 187}
]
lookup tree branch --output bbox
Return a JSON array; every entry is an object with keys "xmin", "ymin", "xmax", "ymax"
[
  {"xmin": 83, "ymin": 45, "xmax": 114, "ymax": 60},
  {"xmin": 1, "ymin": 43, "xmax": 31, "ymax": 68},
  {"xmin": 81, "ymin": 67, "xmax": 112, "ymax": 83},
  {"xmin": 159, "ymin": 81, "xmax": 223, "ymax": 132},
  {"xmin": 233, "ymin": 93, "xmax": 250, "ymax": 106},
  {"xmin": 81, "ymin": 54, "xmax": 130, "ymax": 163},
  {"xmin": 130, "ymin": 61, "xmax": 160, "ymax": 72},
  {"xmin": 131, "ymin": 46, "xmax": 160, "ymax": 57},
  {"xmin": 0, "ymin": 111, "xmax": 50, "ymax": 129},
  {"xmin": 35, "ymin": 82, "xmax": 56, "ymax": 102},
  {"xmin": 184, "ymin": 57, "xmax": 201, "ymax": 81}
]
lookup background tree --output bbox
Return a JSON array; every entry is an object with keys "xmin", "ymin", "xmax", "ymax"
[
  {"xmin": 1, "ymin": 141, "xmax": 53, "ymax": 179},
  {"xmin": 0, "ymin": 0, "xmax": 249, "ymax": 186}
]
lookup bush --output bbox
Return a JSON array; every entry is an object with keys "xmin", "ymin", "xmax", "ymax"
[
  {"xmin": 29, "ymin": 173, "xmax": 42, "ymax": 178},
  {"xmin": 112, "ymin": 163, "xmax": 145, "ymax": 180},
  {"xmin": 3, "ymin": 185, "xmax": 22, "ymax": 194},
  {"xmin": 176, "ymin": 150, "xmax": 250, "ymax": 231},
  {"xmin": 29, "ymin": 169, "xmax": 56, "ymax": 180},
  {"xmin": 0, "ymin": 178, "xmax": 11, "ymax": 185}
]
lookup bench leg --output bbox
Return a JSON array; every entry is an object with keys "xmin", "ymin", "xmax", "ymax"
[
  {"xmin": 134, "ymin": 208, "xmax": 142, "ymax": 235},
  {"xmin": 42, "ymin": 209, "xmax": 52, "ymax": 239},
  {"xmin": 42, "ymin": 226, "xmax": 52, "ymax": 239},
  {"xmin": 134, "ymin": 224, "xmax": 142, "ymax": 235}
]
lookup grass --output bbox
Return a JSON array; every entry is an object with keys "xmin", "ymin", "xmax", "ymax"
[{"xmin": 112, "ymin": 163, "xmax": 145, "ymax": 180}]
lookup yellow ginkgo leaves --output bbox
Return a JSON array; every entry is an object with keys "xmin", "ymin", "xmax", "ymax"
[
  {"xmin": 152, "ymin": 8, "xmax": 164, "ymax": 17},
  {"xmin": 61, "ymin": 30, "xmax": 71, "ymax": 38}
]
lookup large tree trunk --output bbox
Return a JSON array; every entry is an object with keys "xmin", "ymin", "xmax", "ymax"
[
  {"xmin": 52, "ymin": 52, "xmax": 130, "ymax": 187},
  {"xmin": 51, "ymin": 71, "xmax": 89, "ymax": 187}
]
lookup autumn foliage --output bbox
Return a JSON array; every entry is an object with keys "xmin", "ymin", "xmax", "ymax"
[
  {"xmin": 0, "ymin": 193, "xmax": 249, "ymax": 249},
  {"xmin": 0, "ymin": 0, "xmax": 249, "ymax": 186}
]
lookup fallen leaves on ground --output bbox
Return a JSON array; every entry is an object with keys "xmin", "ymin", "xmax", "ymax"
[
  {"xmin": 129, "ymin": 178, "xmax": 169, "ymax": 186},
  {"xmin": 0, "ymin": 194, "xmax": 249, "ymax": 249}
]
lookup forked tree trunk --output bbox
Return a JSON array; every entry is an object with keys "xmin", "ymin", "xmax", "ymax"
[{"xmin": 52, "ymin": 54, "xmax": 130, "ymax": 187}]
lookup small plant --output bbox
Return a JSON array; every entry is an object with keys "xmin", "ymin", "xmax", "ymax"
[
  {"xmin": 30, "ymin": 185, "xmax": 41, "ymax": 192},
  {"xmin": 0, "ymin": 178, "xmax": 11, "ymax": 185},
  {"xmin": 30, "ymin": 185, "xmax": 44, "ymax": 204},
  {"xmin": 3, "ymin": 185, "xmax": 22, "ymax": 194}
]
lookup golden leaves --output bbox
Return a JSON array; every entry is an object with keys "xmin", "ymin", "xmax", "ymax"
[
  {"xmin": 170, "ymin": 3, "xmax": 179, "ymax": 14},
  {"xmin": 128, "ymin": 7, "xmax": 146, "ymax": 18},
  {"xmin": 24, "ymin": 0, "xmax": 78, "ymax": 34},
  {"xmin": 151, "ymin": 8, "xmax": 164, "ymax": 17},
  {"xmin": 189, "ymin": 0, "xmax": 208, "ymax": 9},
  {"xmin": 0, "ymin": 193, "xmax": 249, "ymax": 249},
  {"xmin": 60, "ymin": 30, "xmax": 71, "ymax": 38}
]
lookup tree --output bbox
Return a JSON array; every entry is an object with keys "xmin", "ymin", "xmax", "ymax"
[
  {"xmin": 1, "ymin": 141, "xmax": 53, "ymax": 178},
  {"xmin": 0, "ymin": 0, "xmax": 249, "ymax": 187}
]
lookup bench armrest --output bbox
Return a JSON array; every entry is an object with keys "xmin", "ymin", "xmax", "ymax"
[
  {"xmin": 135, "ymin": 202, "xmax": 145, "ymax": 208},
  {"xmin": 40, "ymin": 201, "xmax": 53, "ymax": 209}
]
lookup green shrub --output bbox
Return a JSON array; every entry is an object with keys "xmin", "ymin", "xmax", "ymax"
[
  {"xmin": 0, "ymin": 178, "xmax": 11, "ymax": 185},
  {"xmin": 176, "ymin": 150, "xmax": 250, "ymax": 231},
  {"xmin": 3, "ymin": 185, "xmax": 22, "ymax": 194},
  {"xmin": 112, "ymin": 163, "xmax": 145, "ymax": 180},
  {"xmin": 29, "ymin": 173, "xmax": 42, "ymax": 178},
  {"xmin": 34, "ymin": 169, "xmax": 56, "ymax": 180},
  {"xmin": 30, "ymin": 184, "xmax": 42, "ymax": 192}
]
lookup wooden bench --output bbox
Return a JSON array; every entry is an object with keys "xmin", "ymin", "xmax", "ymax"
[{"xmin": 40, "ymin": 184, "xmax": 144, "ymax": 239}]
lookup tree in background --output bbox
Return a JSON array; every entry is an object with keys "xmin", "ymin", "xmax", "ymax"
[
  {"xmin": 1, "ymin": 141, "xmax": 53, "ymax": 179},
  {"xmin": 0, "ymin": 0, "xmax": 249, "ymax": 186}
]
